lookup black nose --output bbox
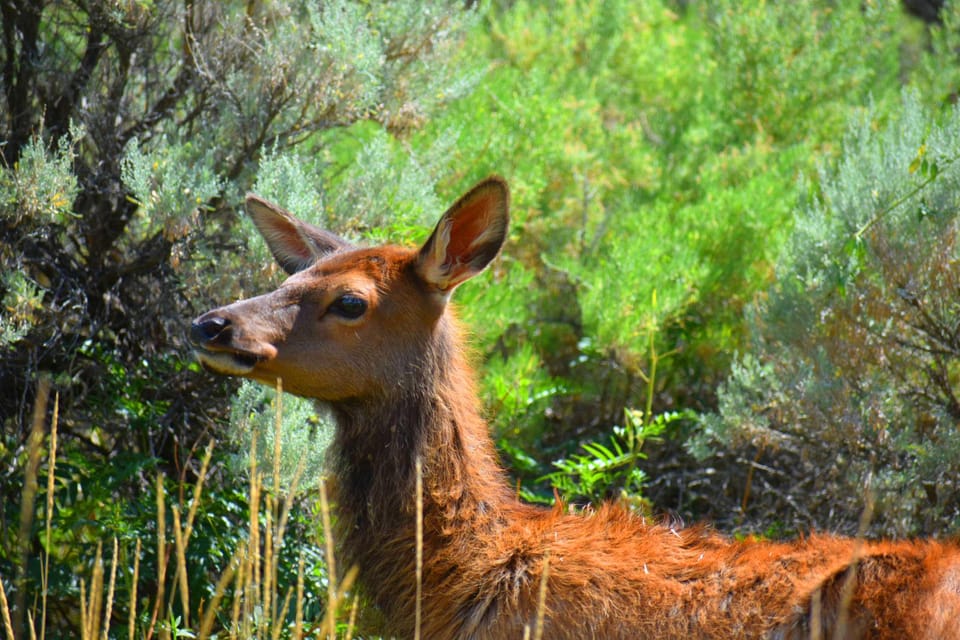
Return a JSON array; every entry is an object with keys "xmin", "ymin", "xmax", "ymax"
[{"xmin": 191, "ymin": 315, "xmax": 231, "ymax": 345}]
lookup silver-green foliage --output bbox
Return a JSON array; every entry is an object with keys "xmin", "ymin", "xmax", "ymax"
[
  {"xmin": 0, "ymin": 122, "xmax": 82, "ymax": 227},
  {"xmin": 0, "ymin": 272, "xmax": 44, "ymax": 348},
  {"xmin": 117, "ymin": 0, "xmax": 480, "ymax": 251},
  {"xmin": 697, "ymin": 92, "xmax": 960, "ymax": 535},
  {"xmin": 0, "ymin": 123, "xmax": 83, "ymax": 351},
  {"xmin": 220, "ymin": 2, "xmax": 482, "ymax": 481},
  {"xmin": 121, "ymin": 137, "xmax": 224, "ymax": 241},
  {"xmin": 229, "ymin": 380, "xmax": 332, "ymax": 494}
]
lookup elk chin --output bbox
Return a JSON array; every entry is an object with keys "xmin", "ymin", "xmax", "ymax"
[{"xmin": 195, "ymin": 349, "xmax": 263, "ymax": 376}]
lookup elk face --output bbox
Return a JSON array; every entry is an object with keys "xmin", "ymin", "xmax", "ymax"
[
  {"xmin": 191, "ymin": 178, "xmax": 509, "ymax": 403},
  {"xmin": 192, "ymin": 246, "xmax": 432, "ymax": 401}
]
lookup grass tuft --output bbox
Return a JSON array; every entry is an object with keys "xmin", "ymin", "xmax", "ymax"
[{"xmin": 2, "ymin": 374, "xmax": 375, "ymax": 639}]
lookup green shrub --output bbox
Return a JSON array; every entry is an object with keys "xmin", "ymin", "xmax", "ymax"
[
  {"xmin": 697, "ymin": 91, "xmax": 960, "ymax": 536},
  {"xmin": 0, "ymin": 122, "xmax": 82, "ymax": 227},
  {"xmin": 0, "ymin": 1, "xmax": 478, "ymax": 637},
  {"xmin": 228, "ymin": 380, "xmax": 332, "ymax": 494},
  {"xmin": 411, "ymin": 0, "xmax": 936, "ymax": 496}
]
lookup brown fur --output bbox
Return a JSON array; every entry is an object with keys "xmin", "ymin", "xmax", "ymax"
[{"xmin": 192, "ymin": 178, "xmax": 960, "ymax": 639}]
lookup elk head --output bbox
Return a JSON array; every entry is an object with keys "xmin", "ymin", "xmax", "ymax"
[{"xmin": 190, "ymin": 178, "xmax": 509, "ymax": 403}]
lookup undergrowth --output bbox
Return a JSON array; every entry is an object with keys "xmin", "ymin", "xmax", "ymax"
[{"xmin": 0, "ymin": 380, "xmax": 358, "ymax": 640}]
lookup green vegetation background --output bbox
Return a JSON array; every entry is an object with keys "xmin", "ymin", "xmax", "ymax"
[{"xmin": 3, "ymin": 0, "xmax": 960, "ymax": 637}]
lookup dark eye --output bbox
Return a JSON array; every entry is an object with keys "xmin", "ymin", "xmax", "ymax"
[{"xmin": 329, "ymin": 294, "xmax": 367, "ymax": 319}]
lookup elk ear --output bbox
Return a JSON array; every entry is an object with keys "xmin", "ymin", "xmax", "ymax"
[
  {"xmin": 245, "ymin": 194, "xmax": 350, "ymax": 274},
  {"xmin": 417, "ymin": 177, "xmax": 509, "ymax": 293}
]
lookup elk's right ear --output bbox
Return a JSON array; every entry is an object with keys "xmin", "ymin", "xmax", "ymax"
[
  {"xmin": 245, "ymin": 194, "xmax": 350, "ymax": 274},
  {"xmin": 416, "ymin": 177, "xmax": 509, "ymax": 294}
]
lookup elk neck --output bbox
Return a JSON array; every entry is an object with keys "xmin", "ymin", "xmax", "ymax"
[{"xmin": 325, "ymin": 309, "xmax": 515, "ymax": 557}]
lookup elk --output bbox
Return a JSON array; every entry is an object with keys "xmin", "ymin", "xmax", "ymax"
[{"xmin": 191, "ymin": 177, "xmax": 960, "ymax": 639}]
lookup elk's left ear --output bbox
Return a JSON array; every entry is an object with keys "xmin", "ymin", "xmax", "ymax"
[
  {"xmin": 246, "ymin": 194, "xmax": 350, "ymax": 275},
  {"xmin": 417, "ymin": 177, "xmax": 509, "ymax": 293}
]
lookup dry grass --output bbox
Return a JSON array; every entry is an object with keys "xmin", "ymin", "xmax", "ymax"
[{"xmin": 0, "ymin": 379, "xmax": 362, "ymax": 640}]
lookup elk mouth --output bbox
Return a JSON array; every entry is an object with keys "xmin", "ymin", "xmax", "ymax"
[
  {"xmin": 194, "ymin": 348, "xmax": 264, "ymax": 376},
  {"xmin": 190, "ymin": 314, "xmax": 271, "ymax": 376}
]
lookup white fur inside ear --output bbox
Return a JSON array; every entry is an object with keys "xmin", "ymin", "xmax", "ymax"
[
  {"xmin": 248, "ymin": 199, "xmax": 322, "ymax": 271},
  {"xmin": 421, "ymin": 216, "xmax": 456, "ymax": 290},
  {"xmin": 470, "ymin": 215, "xmax": 508, "ymax": 251},
  {"xmin": 269, "ymin": 224, "xmax": 318, "ymax": 261},
  {"xmin": 417, "ymin": 177, "xmax": 509, "ymax": 291}
]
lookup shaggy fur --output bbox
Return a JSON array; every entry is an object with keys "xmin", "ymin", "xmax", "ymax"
[{"xmin": 192, "ymin": 177, "xmax": 960, "ymax": 639}]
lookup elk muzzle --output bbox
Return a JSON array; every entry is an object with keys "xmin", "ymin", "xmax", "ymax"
[{"xmin": 190, "ymin": 311, "xmax": 267, "ymax": 376}]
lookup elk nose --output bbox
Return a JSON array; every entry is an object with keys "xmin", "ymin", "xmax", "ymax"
[{"xmin": 191, "ymin": 315, "xmax": 232, "ymax": 345}]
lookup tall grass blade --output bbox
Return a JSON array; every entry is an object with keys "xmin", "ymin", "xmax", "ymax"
[
  {"xmin": 16, "ymin": 377, "xmax": 49, "ymax": 638},
  {"xmin": 129, "ymin": 538, "xmax": 141, "ymax": 640},
  {"xmin": 0, "ymin": 575, "xmax": 15, "ymax": 640},
  {"xmin": 248, "ymin": 423, "xmax": 261, "ymax": 638},
  {"xmin": 198, "ymin": 548, "xmax": 244, "ymax": 640},
  {"xmin": 41, "ymin": 391, "xmax": 59, "ymax": 640},
  {"xmin": 171, "ymin": 506, "xmax": 190, "ymax": 628},
  {"xmin": 79, "ymin": 580, "xmax": 87, "ymax": 640},
  {"xmin": 318, "ymin": 476, "xmax": 338, "ymax": 638},
  {"xmin": 84, "ymin": 542, "xmax": 104, "ymax": 640},
  {"xmin": 344, "ymin": 593, "xmax": 359, "ymax": 640},
  {"xmin": 533, "ymin": 550, "xmax": 550, "ymax": 640},
  {"xmin": 146, "ymin": 473, "xmax": 168, "ymax": 640},
  {"xmin": 26, "ymin": 611, "xmax": 35, "ymax": 640},
  {"xmin": 183, "ymin": 441, "xmax": 215, "ymax": 542},
  {"xmin": 415, "ymin": 456, "xmax": 423, "ymax": 640},
  {"xmin": 102, "ymin": 537, "xmax": 118, "ymax": 640}
]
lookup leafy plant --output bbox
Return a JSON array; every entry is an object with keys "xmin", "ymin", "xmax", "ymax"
[
  {"xmin": 697, "ymin": 91, "xmax": 960, "ymax": 536},
  {"xmin": 228, "ymin": 380, "xmax": 332, "ymax": 495},
  {"xmin": 544, "ymin": 408, "xmax": 687, "ymax": 508},
  {"xmin": 411, "ymin": 0, "xmax": 940, "ymax": 466},
  {"xmin": 0, "ymin": 2, "xmax": 478, "ymax": 638}
]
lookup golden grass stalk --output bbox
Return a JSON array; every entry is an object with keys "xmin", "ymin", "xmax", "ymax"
[
  {"xmin": 0, "ymin": 574, "xmax": 15, "ymax": 640},
  {"xmin": 415, "ymin": 456, "xmax": 423, "ymax": 640},
  {"xmin": 102, "ymin": 537, "xmax": 119, "ymax": 640},
  {"xmin": 229, "ymin": 543, "xmax": 245, "ymax": 640},
  {"xmin": 166, "ymin": 440, "xmax": 215, "ymax": 634},
  {"xmin": 263, "ymin": 494, "xmax": 275, "ymax": 634},
  {"xmin": 40, "ymin": 391, "xmax": 59, "ymax": 640},
  {"xmin": 276, "ymin": 442, "xmax": 308, "ymax": 561},
  {"xmin": 265, "ymin": 381, "xmax": 284, "ymax": 635},
  {"xmin": 171, "ymin": 506, "xmax": 190, "ymax": 628},
  {"xmin": 16, "ymin": 377, "xmax": 50, "ymax": 638},
  {"xmin": 333, "ymin": 566, "xmax": 359, "ymax": 610},
  {"xmin": 198, "ymin": 548, "xmax": 244, "ymax": 640},
  {"xmin": 318, "ymin": 475, "xmax": 338, "ymax": 638},
  {"xmin": 810, "ymin": 586, "xmax": 823, "ymax": 640},
  {"xmin": 82, "ymin": 542, "xmax": 104, "ymax": 640},
  {"xmin": 183, "ymin": 441, "xmax": 215, "ymax": 542},
  {"xmin": 272, "ymin": 379, "xmax": 284, "ymax": 503},
  {"xmin": 271, "ymin": 587, "xmax": 293, "ymax": 640},
  {"xmin": 79, "ymin": 580, "xmax": 87, "ymax": 640},
  {"xmin": 146, "ymin": 473, "xmax": 168, "ymax": 640},
  {"xmin": 532, "ymin": 550, "xmax": 550, "ymax": 640},
  {"xmin": 129, "ymin": 538, "xmax": 141, "ymax": 640},
  {"xmin": 344, "ymin": 593, "xmax": 359, "ymax": 640},
  {"xmin": 294, "ymin": 553, "xmax": 305, "ymax": 640},
  {"xmin": 248, "ymin": 422, "xmax": 262, "ymax": 638}
]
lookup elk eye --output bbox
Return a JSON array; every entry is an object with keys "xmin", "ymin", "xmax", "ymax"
[{"xmin": 329, "ymin": 294, "xmax": 367, "ymax": 319}]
